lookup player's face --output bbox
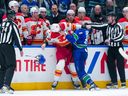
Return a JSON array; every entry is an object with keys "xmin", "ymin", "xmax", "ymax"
[
  {"xmin": 40, "ymin": 11, "xmax": 46, "ymax": 18},
  {"xmin": 94, "ymin": 7, "xmax": 101, "ymax": 15},
  {"xmin": 51, "ymin": 6, "xmax": 58, "ymax": 15},
  {"xmin": 107, "ymin": 16, "xmax": 116, "ymax": 24},
  {"xmin": 70, "ymin": 4, "xmax": 76, "ymax": 12},
  {"xmin": 126, "ymin": 12, "xmax": 128, "ymax": 19},
  {"xmin": 123, "ymin": 11, "xmax": 128, "ymax": 19},
  {"xmin": 21, "ymin": 5, "xmax": 29, "ymax": 13},
  {"xmin": 78, "ymin": 12, "xmax": 85, "ymax": 19},
  {"xmin": 12, "ymin": 6, "xmax": 19, "ymax": 13},
  {"xmin": 67, "ymin": 13, "xmax": 75, "ymax": 22},
  {"xmin": 32, "ymin": 12, "xmax": 39, "ymax": 18}
]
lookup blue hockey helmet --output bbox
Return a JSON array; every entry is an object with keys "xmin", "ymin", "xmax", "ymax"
[{"xmin": 35, "ymin": 54, "xmax": 46, "ymax": 64}]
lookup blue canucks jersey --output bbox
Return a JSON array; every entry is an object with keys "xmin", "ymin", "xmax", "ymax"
[{"xmin": 66, "ymin": 28, "xmax": 90, "ymax": 49}]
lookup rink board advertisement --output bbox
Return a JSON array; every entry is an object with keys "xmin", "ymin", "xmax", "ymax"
[{"xmin": 12, "ymin": 46, "xmax": 128, "ymax": 90}]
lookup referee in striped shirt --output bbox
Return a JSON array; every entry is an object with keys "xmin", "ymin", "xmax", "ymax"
[
  {"xmin": 89, "ymin": 12, "xmax": 126, "ymax": 88},
  {"xmin": 0, "ymin": 10, "xmax": 23, "ymax": 94}
]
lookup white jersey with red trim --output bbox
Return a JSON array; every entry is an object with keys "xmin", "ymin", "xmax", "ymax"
[
  {"xmin": 74, "ymin": 16, "xmax": 91, "ymax": 25},
  {"xmin": 45, "ymin": 22, "xmax": 82, "ymax": 46},
  {"xmin": 59, "ymin": 22, "xmax": 82, "ymax": 33},
  {"xmin": 42, "ymin": 18, "xmax": 50, "ymax": 28},
  {"xmin": 45, "ymin": 29, "xmax": 70, "ymax": 47},
  {"xmin": 118, "ymin": 18, "xmax": 128, "ymax": 44},
  {"xmin": 25, "ymin": 18, "xmax": 48, "ymax": 40},
  {"xmin": 3, "ymin": 13, "xmax": 28, "ymax": 41}
]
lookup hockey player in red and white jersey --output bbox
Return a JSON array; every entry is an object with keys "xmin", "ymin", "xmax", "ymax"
[
  {"xmin": 25, "ymin": 7, "xmax": 48, "ymax": 45},
  {"xmin": 39, "ymin": 7, "xmax": 50, "ymax": 28},
  {"xmin": 59, "ymin": 10, "xmax": 80, "ymax": 38},
  {"xmin": 43, "ymin": 22, "xmax": 82, "ymax": 90},
  {"xmin": 75, "ymin": 7, "xmax": 91, "ymax": 25},
  {"xmin": 74, "ymin": 7, "xmax": 92, "ymax": 44},
  {"xmin": 60, "ymin": 10, "xmax": 79, "ymax": 24},
  {"xmin": 45, "ymin": 22, "xmax": 82, "ymax": 46},
  {"xmin": 3, "ymin": 0, "xmax": 28, "ymax": 45},
  {"xmin": 118, "ymin": 7, "xmax": 128, "ymax": 44}
]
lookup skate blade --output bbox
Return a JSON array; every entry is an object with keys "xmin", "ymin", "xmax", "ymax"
[{"xmin": 74, "ymin": 86, "xmax": 81, "ymax": 90}]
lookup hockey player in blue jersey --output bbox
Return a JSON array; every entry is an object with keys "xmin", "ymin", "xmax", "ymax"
[{"xmin": 65, "ymin": 28, "xmax": 99, "ymax": 90}]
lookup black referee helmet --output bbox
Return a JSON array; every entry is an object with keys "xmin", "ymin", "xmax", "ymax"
[
  {"xmin": 6, "ymin": 10, "xmax": 16, "ymax": 20},
  {"xmin": 107, "ymin": 11, "xmax": 117, "ymax": 23}
]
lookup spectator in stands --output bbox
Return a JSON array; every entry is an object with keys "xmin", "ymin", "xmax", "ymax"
[
  {"xmin": 118, "ymin": 7, "xmax": 128, "ymax": 44},
  {"xmin": 72, "ymin": 0, "xmax": 90, "ymax": 16},
  {"xmin": 41, "ymin": 0, "xmax": 57, "ymax": 16},
  {"xmin": 105, "ymin": 0, "xmax": 114, "ymax": 13},
  {"xmin": 116, "ymin": 0, "xmax": 128, "ymax": 10},
  {"xmin": 70, "ymin": 3, "xmax": 77, "ymax": 16},
  {"xmin": 90, "ymin": 5, "xmax": 106, "ymax": 23},
  {"xmin": 39, "ymin": 7, "xmax": 50, "ymax": 28},
  {"xmin": 21, "ymin": 0, "xmax": 39, "ymax": 8},
  {"xmin": 115, "ymin": 0, "xmax": 128, "ymax": 19},
  {"xmin": 77, "ymin": 0, "xmax": 86, "ymax": 8},
  {"xmin": 90, "ymin": 5, "xmax": 107, "ymax": 45},
  {"xmin": 48, "ymin": 4, "xmax": 65, "ymax": 24},
  {"xmin": 103, "ymin": 0, "xmax": 122, "ymax": 19},
  {"xmin": 87, "ymin": 0, "xmax": 106, "ymax": 16},
  {"xmin": 20, "ymin": 4, "xmax": 30, "ymax": 18},
  {"xmin": 73, "ymin": 0, "xmax": 106, "ymax": 16}
]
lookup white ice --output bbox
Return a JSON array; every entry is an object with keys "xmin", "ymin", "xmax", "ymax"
[{"xmin": 1, "ymin": 89, "xmax": 128, "ymax": 96}]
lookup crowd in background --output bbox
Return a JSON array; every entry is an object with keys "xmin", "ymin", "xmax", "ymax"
[{"xmin": 0, "ymin": 0, "xmax": 128, "ymax": 45}]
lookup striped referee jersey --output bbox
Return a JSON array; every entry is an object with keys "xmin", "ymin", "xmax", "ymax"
[
  {"xmin": 92, "ymin": 23, "xmax": 124, "ymax": 47},
  {"xmin": 0, "ymin": 20, "xmax": 22, "ymax": 51}
]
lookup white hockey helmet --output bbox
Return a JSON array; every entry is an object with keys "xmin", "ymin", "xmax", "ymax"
[
  {"xmin": 50, "ymin": 24, "xmax": 61, "ymax": 32},
  {"xmin": 39, "ymin": 7, "xmax": 46, "ymax": 13},
  {"xmin": 9, "ymin": 0, "xmax": 19, "ymax": 9},
  {"xmin": 67, "ymin": 10, "xmax": 75, "ymax": 15},
  {"xmin": 123, "ymin": 7, "xmax": 128, "ymax": 12},
  {"xmin": 30, "ymin": 6, "xmax": 39, "ymax": 15},
  {"xmin": 78, "ymin": 7, "xmax": 86, "ymax": 13}
]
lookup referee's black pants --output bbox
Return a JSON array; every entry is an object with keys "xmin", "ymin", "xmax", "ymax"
[
  {"xmin": 0, "ymin": 44, "xmax": 16, "ymax": 88},
  {"xmin": 107, "ymin": 47, "xmax": 126, "ymax": 84}
]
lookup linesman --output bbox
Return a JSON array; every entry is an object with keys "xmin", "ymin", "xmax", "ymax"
[
  {"xmin": 0, "ymin": 10, "xmax": 23, "ymax": 94},
  {"xmin": 88, "ymin": 12, "xmax": 126, "ymax": 89}
]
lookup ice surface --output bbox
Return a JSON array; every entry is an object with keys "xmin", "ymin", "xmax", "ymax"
[{"xmin": 1, "ymin": 89, "xmax": 128, "ymax": 96}]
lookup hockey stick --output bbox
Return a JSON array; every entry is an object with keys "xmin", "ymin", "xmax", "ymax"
[{"xmin": 119, "ymin": 47, "xmax": 128, "ymax": 59}]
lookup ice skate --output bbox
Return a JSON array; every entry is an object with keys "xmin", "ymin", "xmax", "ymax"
[
  {"xmin": 89, "ymin": 83, "xmax": 100, "ymax": 91},
  {"xmin": 51, "ymin": 81, "xmax": 58, "ymax": 90},
  {"xmin": 1, "ymin": 85, "xmax": 14, "ymax": 94}
]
